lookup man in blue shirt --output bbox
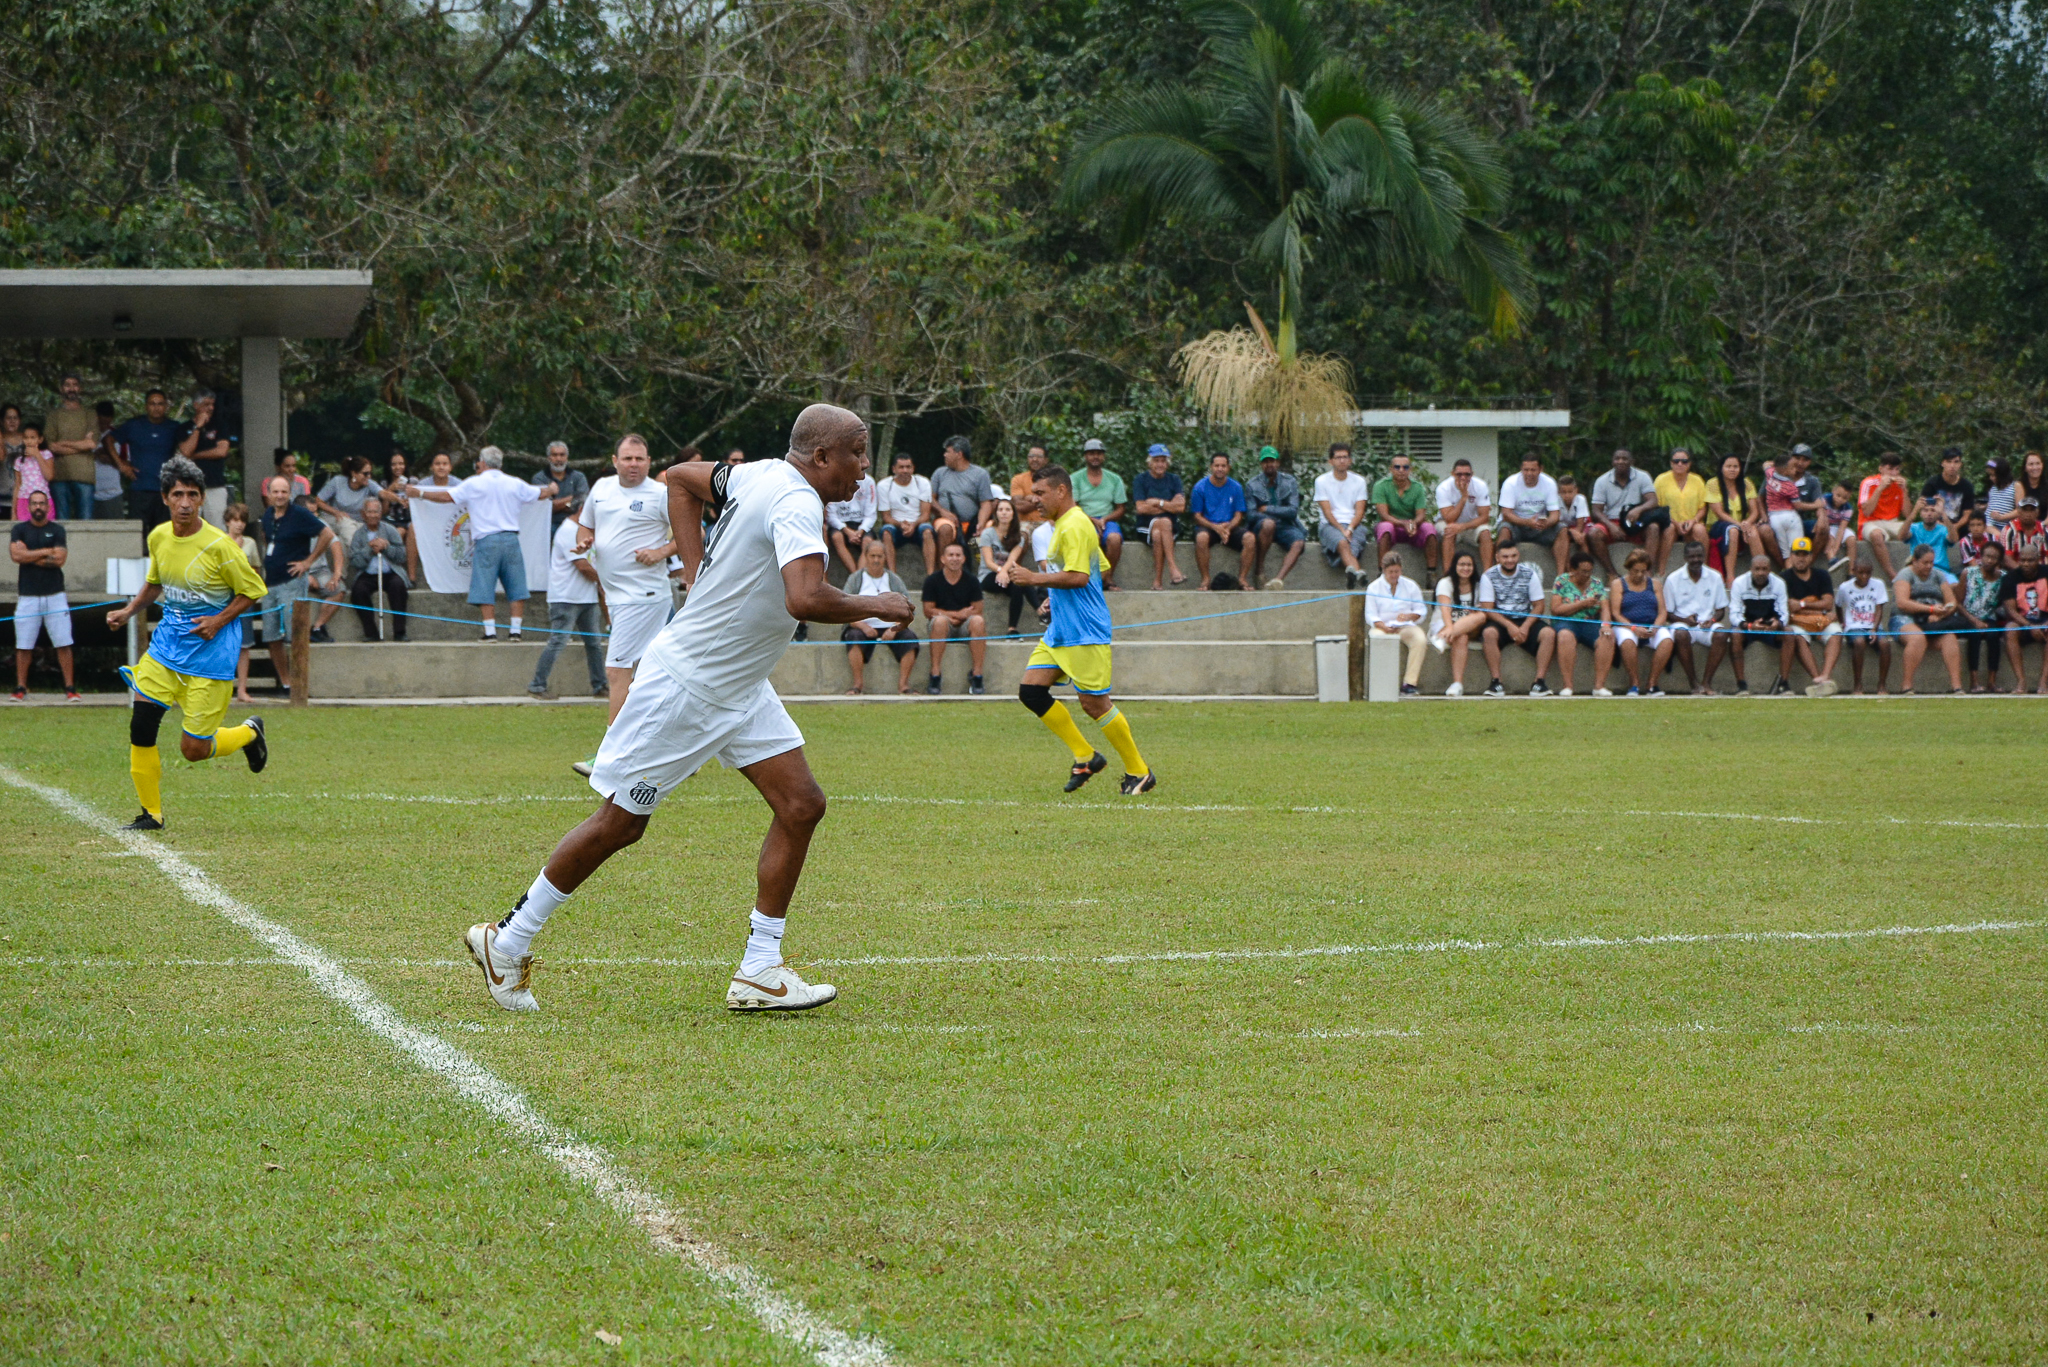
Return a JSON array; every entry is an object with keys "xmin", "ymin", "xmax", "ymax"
[
  {"xmin": 111, "ymin": 390, "xmax": 184, "ymax": 545},
  {"xmin": 1245, "ymin": 445, "xmax": 1305, "ymax": 588},
  {"xmin": 1188, "ymin": 452, "xmax": 1253, "ymax": 589},
  {"xmin": 1129, "ymin": 444, "xmax": 1186, "ymax": 588},
  {"xmin": 255, "ymin": 475, "xmax": 337, "ymax": 694}
]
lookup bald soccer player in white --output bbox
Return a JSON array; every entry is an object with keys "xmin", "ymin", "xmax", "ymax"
[{"xmin": 465, "ymin": 405, "xmax": 913, "ymax": 1013}]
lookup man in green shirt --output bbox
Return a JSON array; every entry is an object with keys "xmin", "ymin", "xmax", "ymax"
[
  {"xmin": 1372, "ymin": 454, "xmax": 1441, "ymax": 576},
  {"xmin": 1073, "ymin": 439, "xmax": 1129, "ymax": 588},
  {"xmin": 45, "ymin": 373, "xmax": 102, "ymax": 522}
]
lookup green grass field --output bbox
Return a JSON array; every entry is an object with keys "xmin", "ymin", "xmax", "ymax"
[{"xmin": 4, "ymin": 699, "xmax": 2045, "ymax": 1365}]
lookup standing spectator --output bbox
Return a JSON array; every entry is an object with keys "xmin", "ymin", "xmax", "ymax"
[
  {"xmin": 0, "ymin": 405, "xmax": 18, "ymax": 511},
  {"xmin": 921, "ymin": 541, "xmax": 986, "ymax": 694},
  {"xmin": 533, "ymin": 441, "xmax": 590, "ymax": 531},
  {"xmin": 1921, "ymin": 446, "xmax": 1976, "ymax": 536},
  {"xmin": 930, "ymin": 435, "xmax": 996, "ymax": 561},
  {"xmin": 1589, "ymin": 448, "xmax": 1661, "ymax": 573},
  {"xmin": 11, "ymin": 422, "xmax": 52, "ymax": 521},
  {"xmin": 1495, "ymin": 454, "xmax": 1561, "ymax": 567},
  {"xmin": 175, "ymin": 390, "xmax": 232, "ymax": 527},
  {"xmin": 1434, "ymin": 457, "xmax": 1493, "ymax": 579},
  {"xmin": 1959, "ymin": 541, "xmax": 2007, "ymax": 692},
  {"xmin": 1705, "ymin": 454, "xmax": 1765, "ymax": 585},
  {"xmin": 875, "ymin": 453, "xmax": 935, "ymax": 574},
  {"xmin": 1727, "ymin": 556, "xmax": 1789, "ymax": 696},
  {"xmin": 1191, "ymin": 452, "xmax": 1256, "ymax": 589},
  {"xmin": 1547, "ymin": 550, "xmax": 1608, "ymax": 699},
  {"xmin": 1478, "ymin": 543, "xmax": 1556, "ymax": 696},
  {"xmin": 111, "ymin": 390, "xmax": 184, "ymax": 544},
  {"xmin": 1312, "ymin": 443, "xmax": 1373, "ymax": 586},
  {"xmin": 412, "ymin": 446, "xmax": 554, "ymax": 640},
  {"xmin": 1599, "ymin": 548, "xmax": 1673, "ymax": 696},
  {"xmin": 1130, "ymin": 444, "xmax": 1187, "ymax": 588},
  {"xmin": 1432, "ymin": 549, "xmax": 1486, "ymax": 697},
  {"xmin": 1958, "ymin": 510, "xmax": 1994, "ymax": 568},
  {"xmin": 345, "ymin": 496, "xmax": 410, "ymax": 642},
  {"xmin": 1072, "ymin": 439, "xmax": 1128, "ymax": 587},
  {"xmin": 826, "ymin": 468, "xmax": 878, "ymax": 575},
  {"xmin": 1363, "ymin": 550, "xmax": 1429, "ymax": 695},
  {"xmin": 843, "ymin": 536, "xmax": 920, "ymax": 694},
  {"xmin": 1370, "ymin": 451, "xmax": 1437, "ymax": 576},
  {"xmin": 1835, "ymin": 558, "xmax": 1894, "ymax": 695},
  {"xmin": 723, "ymin": 446, "xmax": 746, "ymax": 465},
  {"xmin": 91, "ymin": 401, "xmax": 125, "ymax": 520},
  {"xmin": 381, "ymin": 451, "xmax": 419, "ymax": 582},
  {"xmin": 1820, "ymin": 481, "xmax": 1857, "ymax": 570},
  {"xmin": 1781, "ymin": 538, "xmax": 1839, "ymax": 696},
  {"xmin": 413, "ymin": 450, "xmax": 459, "ymax": 496},
  {"xmin": 1893, "ymin": 544, "xmax": 1965, "ymax": 694},
  {"xmin": 1856, "ymin": 451, "xmax": 1912, "ymax": 576},
  {"xmin": 224, "ymin": 503, "xmax": 265, "ymax": 705},
  {"xmin": 576, "ymin": 434, "xmax": 675, "ymax": 723},
  {"xmin": 1905, "ymin": 496, "xmax": 1956, "ymax": 573},
  {"xmin": 1662, "ymin": 540, "xmax": 1728, "ymax": 694},
  {"xmin": 312, "ymin": 454, "xmax": 383, "ymax": 550},
  {"xmin": 255, "ymin": 474, "xmax": 336, "ymax": 692},
  {"xmin": 1654, "ymin": 448, "xmax": 1712, "ymax": 568},
  {"xmin": 10, "ymin": 489, "xmax": 78, "ymax": 700},
  {"xmin": 1759, "ymin": 446, "xmax": 1815, "ymax": 568},
  {"xmin": 1245, "ymin": 446, "xmax": 1306, "ymax": 588},
  {"xmin": 274, "ymin": 451, "xmax": 312, "ymax": 500},
  {"xmin": 1010, "ymin": 443, "xmax": 1051, "ymax": 524},
  {"xmin": 529, "ymin": 511, "xmax": 607, "ymax": 701},
  {"xmin": 1999, "ymin": 543, "xmax": 2048, "ymax": 694},
  {"xmin": 978, "ymin": 497, "xmax": 1036, "ymax": 631},
  {"xmin": 1994, "ymin": 499, "xmax": 2048, "ymax": 560},
  {"xmin": 45, "ymin": 373, "xmax": 99, "ymax": 521},
  {"xmin": 1788, "ymin": 445, "xmax": 1828, "ymax": 555},
  {"xmin": 2019, "ymin": 450, "xmax": 2048, "ymax": 510}
]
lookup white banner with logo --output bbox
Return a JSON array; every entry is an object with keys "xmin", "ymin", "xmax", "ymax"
[{"xmin": 409, "ymin": 494, "xmax": 553, "ymax": 595}]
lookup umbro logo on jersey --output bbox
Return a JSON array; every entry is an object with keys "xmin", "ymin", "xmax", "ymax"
[{"xmin": 628, "ymin": 779, "xmax": 659, "ymax": 806}]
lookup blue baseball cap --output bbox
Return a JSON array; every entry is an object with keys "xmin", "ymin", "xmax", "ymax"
[{"xmin": 1146, "ymin": 443, "xmax": 1170, "ymax": 458}]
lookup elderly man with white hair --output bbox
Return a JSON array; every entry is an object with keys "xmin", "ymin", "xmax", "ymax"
[{"xmin": 415, "ymin": 446, "xmax": 556, "ymax": 640}]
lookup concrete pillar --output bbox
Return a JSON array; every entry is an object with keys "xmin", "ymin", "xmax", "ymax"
[{"xmin": 240, "ymin": 335, "xmax": 283, "ymax": 499}]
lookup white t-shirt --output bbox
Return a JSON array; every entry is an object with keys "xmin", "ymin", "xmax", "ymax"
[
  {"xmin": 1030, "ymin": 520, "xmax": 1054, "ymax": 567},
  {"xmin": 876, "ymin": 473, "xmax": 932, "ymax": 525},
  {"xmin": 1435, "ymin": 475, "xmax": 1491, "ymax": 518},
  {"xmin": 1312, "ymin": 471, "xmax": 1369, "ymax": 529},
  {"xmin": 1558, "ymin": 492, "xmax": 1592, "ymax": 527},
  {"xmin": 853, "ymin": 568, "xmax": 895, "ymax": 629},
  {"xmin": 1499, "ymin": 472, "xmax": 1561, "ymax": 522},
  {"xmin": 450, "ymin": 468, "xmax": 544, "ymax": 539},
  {"xmin": 1838, "ymin": 577, "xmax": 1890, "ymax": 631},
  {"xmin": 546, "ymin": 516, "xmax": 600, "ymax": 604},
  {"xmin": 827, "ymin": 475, "xmax": 877, "ymax": 532},
  {"xmin": 1662, "ymin": 565, "xmax": 1728, "ymax": 625},
  {"xmin": 582, "ymin": 474, "xmax": 673, "ymax": 602},
  {"xmin": 640, "ymin": 459, "xmax": 827, "ymax": 703}
]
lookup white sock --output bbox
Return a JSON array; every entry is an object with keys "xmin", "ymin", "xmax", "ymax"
[
  {"xmin": 738, "ymin": 909, "xmax": 785, "ymax": 976},
  {"xmin": 509, "ymin": 615, "xmax": 523, "ymax": 634},
  {"xmin": 482, "ymin": 620, "xmax": 497, "ymax": 638},
  {"xmin": 495, "ymin": 870, "xmax": 569, "ymax": 959}
]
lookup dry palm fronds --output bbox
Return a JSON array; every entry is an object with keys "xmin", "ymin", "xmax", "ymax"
[{"xmin": 1174, "ymin": 318, "xmax": 1355, "ymax": 454}]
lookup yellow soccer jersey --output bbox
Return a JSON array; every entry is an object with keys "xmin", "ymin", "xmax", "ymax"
[{"xmin": 145, "ymin": 520, "xmax": 269, "ymax": 680}]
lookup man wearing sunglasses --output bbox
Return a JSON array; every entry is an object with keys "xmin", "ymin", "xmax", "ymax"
[{"xmin": 1653, "ymin": 447, "xmax": 1713, "ymax": 572}]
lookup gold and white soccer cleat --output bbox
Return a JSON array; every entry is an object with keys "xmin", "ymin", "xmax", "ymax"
[
  {"xmin": 726, "ymin": 962, "xmax": 837, "ymax": 1012},
  {"xmin": 464, "ymin": 922, "xmax": 539, "ymax": 1012}
]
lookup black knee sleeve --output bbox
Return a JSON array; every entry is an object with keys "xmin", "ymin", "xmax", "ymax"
[
  {"xmin": 130, "ymin": 698, "xmax": 168, "ymax": 748},
  {"xmin": 1018, "ymin": 682, "xmax": 1054, "ymax": 716}
]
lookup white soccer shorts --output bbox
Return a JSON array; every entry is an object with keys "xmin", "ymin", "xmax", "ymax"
[
  {"xmin": 13, "ymin": 593, "xmax": 74, "ymax": 649},
  {"xmin": 604, "ymin": 598, "xmax": 670, "ymax": 670},
  {"xmin": 589, "ymin": 673, "xmax": 804, "ymax": 814}
]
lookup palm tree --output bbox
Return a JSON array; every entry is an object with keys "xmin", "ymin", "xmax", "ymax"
[{"xmin": 1060, "ymin": 0, "xmax": 1532, "ymax": 449}]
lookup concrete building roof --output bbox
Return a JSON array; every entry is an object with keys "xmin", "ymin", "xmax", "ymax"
[{"xmin": 0, "ymin": 269, "xmax": 372, "ymax": 339}]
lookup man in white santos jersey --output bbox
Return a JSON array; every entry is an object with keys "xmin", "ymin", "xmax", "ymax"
[
  {"xmin": 574, "ymin": 433, "xmax": 676, "ymax": 731},
  {"xmin": 465, "ymin": 405, "xmax": 911, "ymax": 1013}
]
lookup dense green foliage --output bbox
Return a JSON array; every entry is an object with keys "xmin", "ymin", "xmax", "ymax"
[{"xmin": 0, "ymin": 0, "xmax": 2042, "ymax": 480}]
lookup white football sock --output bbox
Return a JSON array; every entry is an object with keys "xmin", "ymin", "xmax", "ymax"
[
  {"xmin": 509, "ymin": 615, "xmax": 523, "ymax": 634},
  {"xmin": 738, "ymin": 909, "xmax": 785, "ymax": 977},
  {"xmin": 482, "ymin": 620, "xmax": 497, "ymax": 638},
  {"xmin": 495, "ymin": 870, "xmax": 569, "ymax": 959}
]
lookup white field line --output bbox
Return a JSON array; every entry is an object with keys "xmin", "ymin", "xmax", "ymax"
[
  {"xmin": 0, "ymin": 766, "xmax": 893, "ymax": 1367},
  {"xmin": 248, "ymin": 790, "xmax": 2048, "ymax": 832},
  {"xmin": 8, "ymin": 920, "xmax": 2040, "ymax": 977}
]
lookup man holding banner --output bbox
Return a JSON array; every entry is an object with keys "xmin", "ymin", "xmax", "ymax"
[{"xmin": 413, "ymin": 447, "xmax": 556, "ymax": 640}]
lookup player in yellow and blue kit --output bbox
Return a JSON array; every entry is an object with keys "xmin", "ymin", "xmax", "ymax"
[
  {"xmin": 106, "ymin": 457, "xmax": 271, "ymax": 830},
  {"xmin": 1007, "ymin": 464, "xmax": 1155, "ymax": 794}
]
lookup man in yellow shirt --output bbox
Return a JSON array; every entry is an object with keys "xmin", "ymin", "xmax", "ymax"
[
  {"xmin": 106, "ymin": 456, "xmax": 271, "ymax": 830},
  {"xmin": 1653, "ymin": 448, "xmax": 1712, "ymax": 573}
]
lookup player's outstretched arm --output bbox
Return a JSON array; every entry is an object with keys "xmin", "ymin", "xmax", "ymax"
[
  {"xmin": 782, "ymin": 554, "xmax": 911, "ymax": 626},
  {"xmin": 108, "ymin": 582, "xmax": 163, "ymax": 630}
]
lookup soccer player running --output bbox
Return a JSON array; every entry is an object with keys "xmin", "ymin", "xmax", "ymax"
[
  {"xmin": 465, "ymin": 405, "xmax": 912, "ymax": 1014},
  {"xmin": 567, "ymin": 434, "xmax": 676, "ymax": 776},
  {"xmin": 105, "ymin": 456, "xmax": 271, "ymax": 830},
  {"xmin": 1006, "ymin": 464, "xmax": 1155, "ymax": 795}
]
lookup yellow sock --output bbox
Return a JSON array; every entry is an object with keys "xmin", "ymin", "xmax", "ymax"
[
  {"xmin": 1038, "ymin": 701, "xmax": 1094, "ymax": 761},
  {"xmin": 211, "ymin": 724, "xmax": 255, "ymax": 759},
  {"xmin": 129, "ymin": 744, "xmax": 163, "ymax": 818},
  {"xmin": 1098, "ymin": 707, "xmax": 1148, "ymax": 776}
]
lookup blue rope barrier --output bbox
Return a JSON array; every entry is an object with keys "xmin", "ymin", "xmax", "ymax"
[{"xmin": 0, "ymin": 597, "xmax": 125, "ymax": 626}]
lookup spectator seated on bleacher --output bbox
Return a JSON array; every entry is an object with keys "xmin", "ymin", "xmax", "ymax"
[
  {"xmin": 842, "ymin": 536, "xmax": 919, "ymax": 694},
  {"xmin": 347, "ymin": 496, "xmax": 411, "ymax": 642}
]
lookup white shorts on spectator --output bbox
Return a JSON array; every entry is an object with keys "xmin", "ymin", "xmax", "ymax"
[
  {"xmin": 604, "ymin": 599, "xmax": 669, "ymax": 670},
  {"xmin": 12, "ymin": 593, "xmax": 73, "ymax": 649}
]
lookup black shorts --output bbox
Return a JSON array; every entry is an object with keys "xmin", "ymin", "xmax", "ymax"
[
  {"xmin": 842, "ymin": 625, "xmax": 918, "ymax": 660},
  {"xmin": 1501, "ymin": 522, "xmax": 1559, "ymax": 548},
  {"xmin": 1199, "ymin": 524, "xmax": 1253, "ymax": 550},
  {"xmin": 1486, "ymin": 616, "xmax": 1549, "ymax": 653},
  {"xmin": 1624, "ymin": 508, "xmax": 1673, "ymax": 532}
]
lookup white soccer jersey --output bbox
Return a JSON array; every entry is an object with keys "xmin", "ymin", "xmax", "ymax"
[
  {"xmin": 546, "ymin": 517, "xmax": 600, "ymax": 605},
  {"xmin": 640, "ymin": 459, "xmax": 827, "ymax": 702},
  {"xmin": 827, "ymin": 475, "xmax": 877, "ymax": 532},
  {"xmin": 582, "ymin": 474, "xmax": 673, "ymax": 602},
  {"xmin": 1662, "ymin": 565, "xmax": 1728, "ymax": 625}
]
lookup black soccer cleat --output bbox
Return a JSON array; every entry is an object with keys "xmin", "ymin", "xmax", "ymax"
[
  {"xmin": 1119, "ymin": 770, "xmax": 1157, "ymax": 796},
  {"xmin": 1064, "ymin": 751, "xmax": 1108, "ymax": 792},
  {"xmin": 241, "ymin": 716, "xmax": 268, "ymax": 774},
  {"xmin": 121, "ymin": 812, "xmax": 165, "ymax": 831}
]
